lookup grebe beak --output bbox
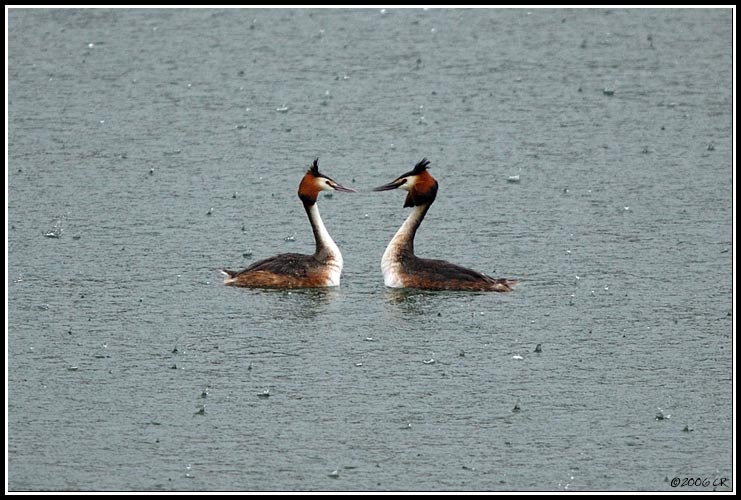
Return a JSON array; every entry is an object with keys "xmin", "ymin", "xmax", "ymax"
[
  {"xmin": 373, "ymin": 178, "xmax": 407, "ymax": 191},
  {"xmin": 332, "ymin": 183, "xmax": 357, "ymax": 193}
]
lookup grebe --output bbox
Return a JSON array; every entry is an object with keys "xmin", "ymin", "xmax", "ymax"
[
  {"xmin": 373, "ymin": 158, "xmax": 517, "ymax": 292},
  {"xmin": 222, "ymin": 159, "xmax": 355, "ymax": 288}
]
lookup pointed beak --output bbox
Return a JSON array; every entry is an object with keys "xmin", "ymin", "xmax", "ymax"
[
  {"xmin": 373, "ymin": 178, "xmax": 406, "ymax": 191},
  {"xmin": 332, "ymin": 183, "xmax": 357, "ymax": 193}
]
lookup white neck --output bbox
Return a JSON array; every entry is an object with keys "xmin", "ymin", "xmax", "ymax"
[
  {"xmin": 306, "ymin": 203, "xmax": 342, "ymax": 268},
  {"xmin": 381, "ymin": 204, "xmax": 428, "ymax": 287}
]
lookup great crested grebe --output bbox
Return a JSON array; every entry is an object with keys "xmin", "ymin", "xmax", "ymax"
[
  {"xmin": 221, "ymin": 159, "xmax": 355, "ymax": 288},
  {"xmin": 373, "ymin": 158, "xmax": 517, "ymax": 292}
]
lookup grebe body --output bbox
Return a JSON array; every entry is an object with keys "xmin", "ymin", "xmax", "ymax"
[
  {"xmin": 222, "ymin": 159, "xmax": 354, "ymax": 288},
  {"xmin": 374, "ymin": 158, "xmax": 517, "ymax": 292}
]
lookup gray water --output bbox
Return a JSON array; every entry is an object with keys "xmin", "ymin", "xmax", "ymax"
[{"xmin": 7, "ymin": 8, "xmax": 733, "ymax": 492}]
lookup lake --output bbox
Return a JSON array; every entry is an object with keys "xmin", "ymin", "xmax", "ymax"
[{"xmin": 7, "ymin": 7, "xmax": 734, "ymax": 492}]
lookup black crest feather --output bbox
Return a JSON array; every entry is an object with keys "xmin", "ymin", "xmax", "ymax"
[
  {"xmin": 412, "ymin": 158, "xmax": 431, "ymax": 174},
  {"xmin": 309, "ymin": 158, "xmax": 320, "ymax": 175}
]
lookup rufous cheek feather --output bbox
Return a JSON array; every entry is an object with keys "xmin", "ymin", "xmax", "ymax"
[
  {"xmin": 298, "ymin": 175, "xmax": 321, "ymax": 205},
  {"xmin": 403, "ymin": 174, "xmax": 438, "ymax": 208}
]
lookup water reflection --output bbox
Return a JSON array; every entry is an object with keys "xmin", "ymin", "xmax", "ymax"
[
  {"xmin": 255, "ymin": 287, "xmax": 340, "ymax": 321},
  {"xmin": 384, "ymin": 288, "xmax": 443, "ymax": 315}
]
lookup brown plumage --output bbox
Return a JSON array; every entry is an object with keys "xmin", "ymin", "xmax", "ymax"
[
  {"xmin": 374, "ymin": 158, "xmax": 517, "ymax": 292},
  {"xmin": 222, "ymin": 159, "xmax": 355, "ymax": 289},
  {"xmin": 221, "ymin": 253, "xmax": 336, "ymax": 288}
]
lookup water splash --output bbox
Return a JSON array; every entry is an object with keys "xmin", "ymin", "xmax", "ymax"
[{"xmin": 43, "ymin": 218, "xmax": 64, "ymax": 238}]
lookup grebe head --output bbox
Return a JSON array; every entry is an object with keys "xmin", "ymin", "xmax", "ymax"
[
  {"xmin": 298, "ymin": 158, "xmax": 356, "ymax": 205},
  {"xmin": 373, "ymin": 158, "xmax": 438, "ymax": 207}
]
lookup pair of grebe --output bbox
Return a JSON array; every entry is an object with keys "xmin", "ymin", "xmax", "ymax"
[{"xmin": 222, "ymin": 158, "xmax": 517, "ymax": 292}]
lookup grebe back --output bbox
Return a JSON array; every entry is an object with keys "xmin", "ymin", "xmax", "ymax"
[
  {"xmin": 373, "ymin": 158, "xmax": 517, "ymax": 292},
  {"xmin": 222, "ymin": 159, "xmax": 355, "ymax": 288}
]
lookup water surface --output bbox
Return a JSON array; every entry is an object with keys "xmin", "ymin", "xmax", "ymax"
[{"xmin": 7, "ymin": 8, "xmax": 733, "ymax": 492}]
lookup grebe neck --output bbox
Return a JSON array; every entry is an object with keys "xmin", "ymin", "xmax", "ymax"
[
  {"xmin": 304, "ymin": 202, "xmax": 342, "ymax": 265},
  {"xmin": 384, "ymin": 203, "xmax": 431, "ymax": 259}
]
